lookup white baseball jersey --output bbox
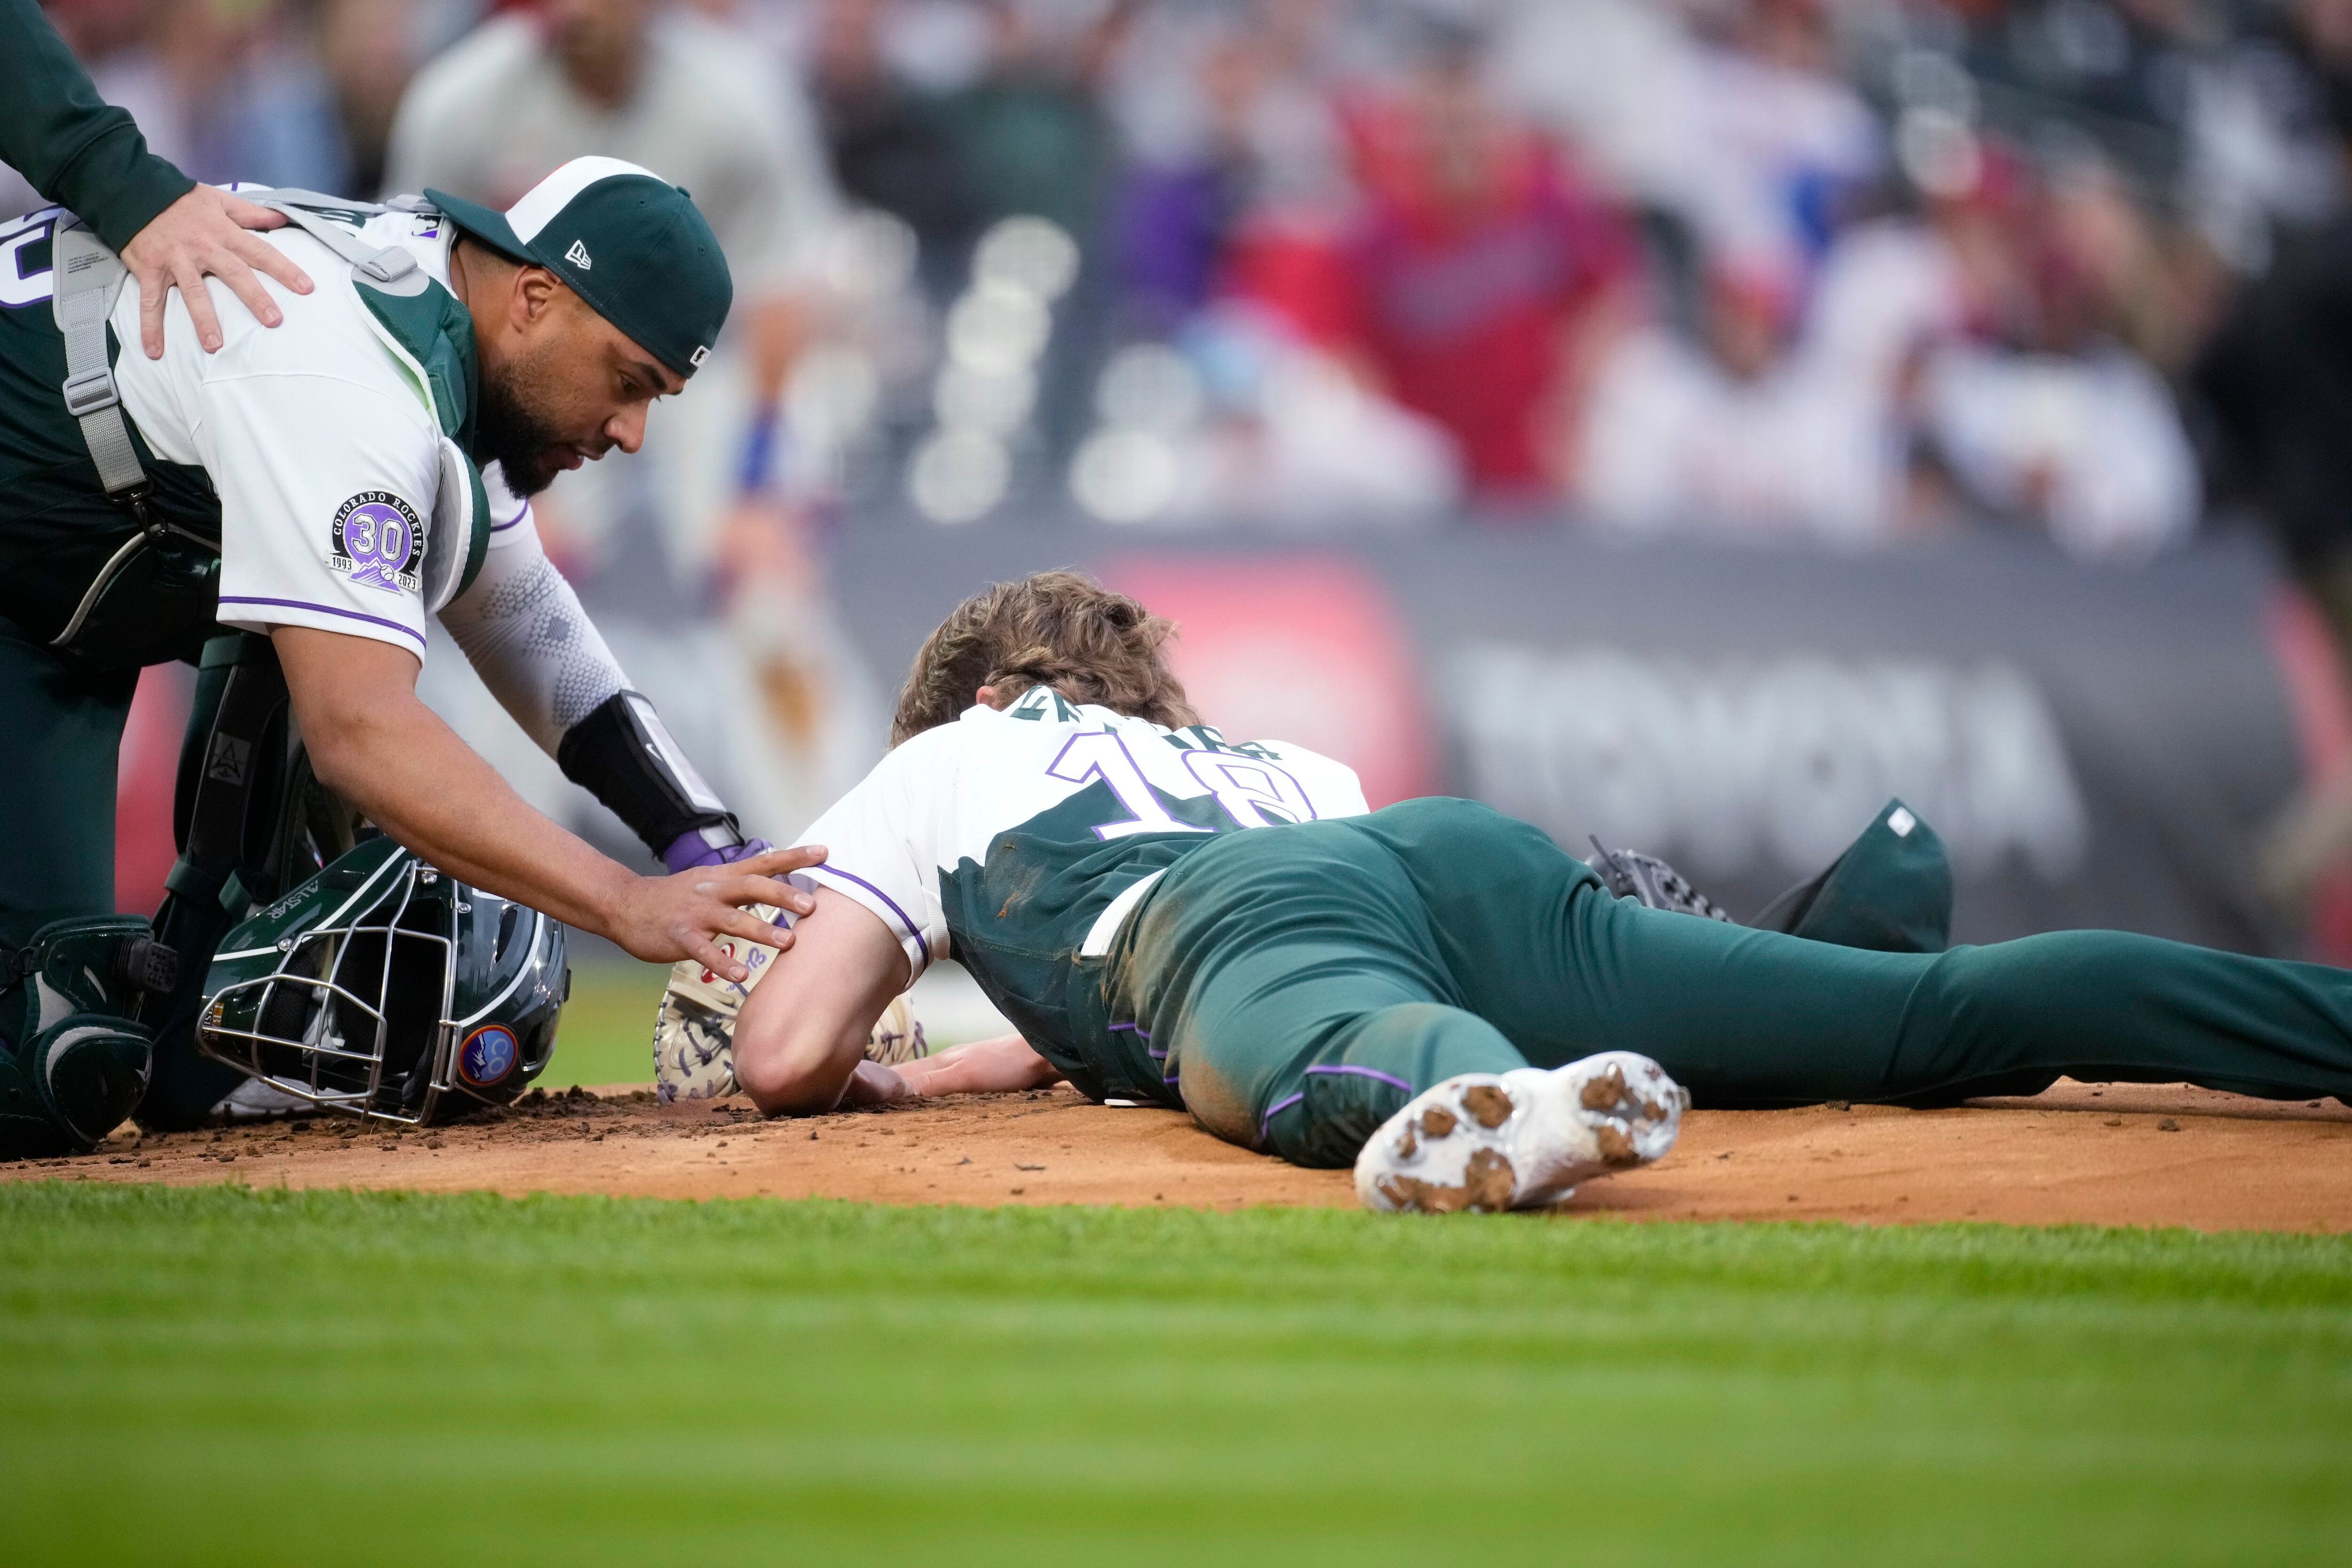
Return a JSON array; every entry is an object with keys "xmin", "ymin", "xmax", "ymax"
[
  {"xmin": 790, "ymin": 688, "xmax": 1370, "ymax": 991},
  {"xmin": 80, "ymin": 197, "xmax": 539, "ymax": 655}
]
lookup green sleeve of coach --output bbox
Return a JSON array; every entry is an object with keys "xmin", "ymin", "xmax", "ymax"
[{"xmin": 1, "ymin": 0, "xmax": 195, "ymax": 252}]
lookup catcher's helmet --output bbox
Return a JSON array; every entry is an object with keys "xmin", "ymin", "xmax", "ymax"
[{"xmin": 196, "ymin": 837, "xmax": 566, "ymax": 1123}]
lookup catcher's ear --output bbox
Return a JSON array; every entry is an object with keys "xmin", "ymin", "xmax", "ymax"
[{"xmin": 975, "ymin": 684, "xmax": 1009, "ymax": 710}]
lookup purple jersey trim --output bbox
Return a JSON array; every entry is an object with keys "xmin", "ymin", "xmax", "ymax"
[
  {"xmin": 805, "ymin": 864, "xmax": 932, "ymax": 967},
  {"xmin": 1304, "ymin": 1064, "xmax": 1416, "ymax": 1095},
  {"xmin": 1257, "ymin": 1090, "xmax": 1306, "ymax": 1145},
  {"xmin": 217, "ymin": 595, "xmax": 426, "ymax": 649},
  {"xmin": 489, "ymin": 499, "xmax": 532, "ymax": 533}
]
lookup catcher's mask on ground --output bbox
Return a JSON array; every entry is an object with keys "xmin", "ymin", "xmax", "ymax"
[{"xmin": 197, "ymin": 837, "xmax": 568, "ymax": 1124}]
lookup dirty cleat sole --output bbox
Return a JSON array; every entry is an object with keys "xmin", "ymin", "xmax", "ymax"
[{"xmin": 1353, "ymin": 1051, "xmax": 1687, "ymax": 1214}]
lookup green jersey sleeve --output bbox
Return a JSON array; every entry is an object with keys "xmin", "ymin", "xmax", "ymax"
[{"xmin": 1, "ymin": 0, "xmax": 195, "ymax": 251}]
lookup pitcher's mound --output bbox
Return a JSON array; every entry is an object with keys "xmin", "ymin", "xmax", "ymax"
[{"xmin": 9, "ymin": 1079, "xmax": 2349, "ymax": 1231}]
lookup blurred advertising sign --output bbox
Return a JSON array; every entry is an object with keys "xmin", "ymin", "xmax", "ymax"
[
  {"xmin": 1448, "ymin": 646, "xmax": 2089, "ymax": 885},
  {"xmin": 1101, "ymin": 555, "xmax": 1435, "ymax": 808}
]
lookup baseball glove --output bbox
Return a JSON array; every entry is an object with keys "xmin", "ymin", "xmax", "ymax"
[
  {"xmin": 652, "ymin": 903, "xmax": 928, "ymax": 1103},
  {"xmin": 1585, "ymin": 837, "xmax": 1734, "ymax": 923}
]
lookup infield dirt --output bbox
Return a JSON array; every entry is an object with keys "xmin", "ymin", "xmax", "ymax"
[{"xmin": 8, "ymin": 1079, "xmax": 2350, "ymax": 1230}]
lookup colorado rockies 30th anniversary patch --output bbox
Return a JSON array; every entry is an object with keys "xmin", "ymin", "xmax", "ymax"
[{"xmin": 328, "ymin": 491, "xmax": 425, "ymax": 595}]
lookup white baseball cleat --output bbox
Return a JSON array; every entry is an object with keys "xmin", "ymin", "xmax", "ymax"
[
  {"xmin": 1353, "ymin": 1051, "xmax": 1687, "ymax": 1214},
  {"xmin": 209, "ymin": 1076, "xmax": 318, "ymax": 1122}
]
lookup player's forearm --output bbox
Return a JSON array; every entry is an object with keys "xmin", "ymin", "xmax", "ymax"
[
  {"xmin": 733, "ymin": 890, "xmax": 911, "ymax": 1115},
  {"xmin": 735, "ymin": 974, "xmax": 882, "ymax": 1113},
  {"xmin": 745, "ymin": 294, "xmax": 805, "ymax": 407},
  {"xmin": 737, "ymin": 1016, "xmax": 871, "ymax": 1116},
  {"xmin": 893, "ymin": 1035, "xmax": 1057, "ymax": 1097},
  {"xmin": 300, "ymin": 681, "xmax": 633, "ymax": 937},
  {"xmin": 276, "ymin": 626, "xmax": 818, "ymax": 981}
]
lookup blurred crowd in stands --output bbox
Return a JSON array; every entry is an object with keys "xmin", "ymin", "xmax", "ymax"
[{"xmin": 14, "ymin": 0, "xmax": 2352, "ymax": 572}]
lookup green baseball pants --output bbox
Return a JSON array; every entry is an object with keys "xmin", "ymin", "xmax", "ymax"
[
  {"xmin": 0, "ymin": 622, "xmax": 275, "ymax": 1127},
  {"xmin": 0, "ymin": 615, "xmax": 137, "ymax": 950},
  {"xmin": 1113, "ymin": 797, "xmax": 2352, "ymax": 1169}
]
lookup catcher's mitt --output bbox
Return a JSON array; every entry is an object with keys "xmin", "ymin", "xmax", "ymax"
[
  {"xmin": 1585, "ymin": 838, "xmax": 1734, "ymax": 923},
  {"xmin": 652, "ymin": 904, "xmax": 927, "ymax": 1103}
]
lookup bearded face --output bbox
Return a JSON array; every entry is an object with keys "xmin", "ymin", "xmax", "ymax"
[
  {"xmin": 473, "ymin": 332, "xmax": 594, "ymax": 498},
  {"xmin": 461, "ymin": 249, "xmax": 683, "ymax": 497}
]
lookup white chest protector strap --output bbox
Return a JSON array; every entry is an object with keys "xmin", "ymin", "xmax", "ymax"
[
  {"xmin": 247, "ymin": 191, "xmax": 426, "ymax": 292},
  {"xmin": 50, "ymin": 219, "xmax": 146, "ymax": 501}
]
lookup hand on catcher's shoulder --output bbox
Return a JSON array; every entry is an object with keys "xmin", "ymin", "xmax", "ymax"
[
  {"xmin": 122, "ymin": 184, "xmax": 315, "ymax": 357},
  {"xmin": 605, "ymin": 844, "xmax": 827, "ymax": 981}
]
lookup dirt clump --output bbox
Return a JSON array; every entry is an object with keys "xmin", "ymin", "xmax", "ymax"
[
  {"xmin": 1375, "ymin": 1148, "xmax": 1519, "ymax": 1213},
  {"xmin": 1460, "ymin": 1085, "xmax": 1515, "ymax": 1129},
  {"xmin": 1581, "ymin": 1066, "xmax": 1628, "ymax": 1111}
]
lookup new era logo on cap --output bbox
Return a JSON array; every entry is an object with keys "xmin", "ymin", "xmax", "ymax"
[{"xmin": 564, "ymin": 239, "xmax": 592, "ymax": 270}]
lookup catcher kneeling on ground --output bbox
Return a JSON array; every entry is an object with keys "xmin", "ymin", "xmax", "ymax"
[{"xmin": 660, "ymin": 571, "xmax": 2352, "ymax": 1214}]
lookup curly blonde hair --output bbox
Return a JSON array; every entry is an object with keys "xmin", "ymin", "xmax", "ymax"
[{"xmin": 890, "ymin": 570, "xmax": 1200, "ymax": 745}]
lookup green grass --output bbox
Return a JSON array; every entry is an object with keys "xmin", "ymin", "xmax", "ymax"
[
  {"xmin": 3, "ymin": 1186, "xmax": 2348, "ymax": 1565},
  {"xmin": 540, "ymin": 958, "xmax": 667, "ymax": 1089}
]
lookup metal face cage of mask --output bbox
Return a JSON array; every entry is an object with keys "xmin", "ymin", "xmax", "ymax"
[{"xmin": 196, "ymin": 838, "xmax": 564, "ymax": 1124}]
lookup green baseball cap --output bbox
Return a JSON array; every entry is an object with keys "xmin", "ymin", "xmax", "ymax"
[{"xmin": 428, "ymin": 156, "xmax": 731, "ymax": 378}]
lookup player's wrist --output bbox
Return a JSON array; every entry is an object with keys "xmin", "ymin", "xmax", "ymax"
[
  {"xmin": 585, "ymin": 857, "xmax": 653, "ymax": 950},
  {"xmin": 662, "ymin": 822, "xmax": 770, "ymax": 875},
  {"xmin": 736, "ymin": 403, "xmax": 782, "ymax": 495}
]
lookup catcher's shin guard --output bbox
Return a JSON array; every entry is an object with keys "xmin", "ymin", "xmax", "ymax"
[
  {"xmin": 141, "ymin": 633, "xmax": 344, "ymax": 1130},
  {"xmin": 0, "ymin": 916, "xmax": 178, "ymax": 1157}
]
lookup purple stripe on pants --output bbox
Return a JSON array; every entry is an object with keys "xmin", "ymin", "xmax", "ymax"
[
  {"xmin": 1303, "ymin": 1064, "xmax": 1416, "ymax": 1095},
  {"xmin": 1258, "ymin": 1066, "xmax": 1418, "ymax": 1149},
  {"xmin": 1256, "ymin": 1090, "xmax": 1306, "ymax": 1146}
]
